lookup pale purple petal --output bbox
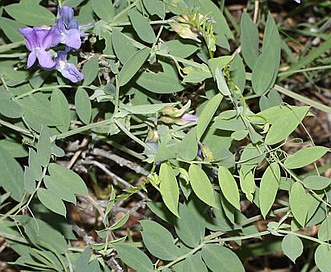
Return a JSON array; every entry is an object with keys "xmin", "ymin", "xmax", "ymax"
[
  {"xmin": 19, "ymin": 27, "xmax": 34, "ymax": 51},
  {"xmin": 26, "ymin": 51, "xmax": 37, "ymax": 68},
  {"xmin": 53, "ymin": 6, "xmax": 83, "ymax": 49},
  {"xmin": 58, "ymin": 62, "xmax": 84, "ymax": 82},
  {"xmin": 35, "ymin": 27, "xmax": 53, "ymax": 49},
  {"xmin": 55, "ymin": 51, "xmax": 83, "ymax": 82},
  {"xmin": 181, "ymin": 113, "xmax": 199, "ymax": 123},
  {"xmin": 64, "ymin": 29, "xmax": 81, "ymax": 49},
  {"xmin": 58, "ymin": 6, "xmax": 75, "ymax": 24},
  {"xmin": 36, "ymin": 49, "xmax": 55, "ymax": 69}
]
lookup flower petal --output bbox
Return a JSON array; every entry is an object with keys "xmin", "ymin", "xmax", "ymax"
[
  {"xmin": 26, "ymin": 51, "xmax": 37, "ymax": 68},
  {"xmin": 64, "ymin": 29, "xmax": 81, "ymax": 49},
  {"xmin": 58, "ymin": 61, "xmax": 84, "ymax": 83},
  {"xmin": 19, "ymin": 27, "xmax": 35, "ymax": 51},
  {"xmin": 36, "ymin": 49, "xmax": 55, "ymax": 69}
]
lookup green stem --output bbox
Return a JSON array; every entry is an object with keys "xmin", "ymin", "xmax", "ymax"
[
  {"xmin": 277, "ymin": 229, "xmax": 328, "ymax": 245},
  {"xmin": 113, "ymin": 119, "xmax": 150, "ymax": 150},
  {"xmin": 0, "ymin": 41, "xmax": 25, "ymax": 53},
  {"xmin": 274, "ymin": 84, "xmax": 331, "ymax": 114},
  {"xmin": 0, "ymin": 53, "xmax": 27, "ymax": 58},
  {"xmin": 245, "ymin": 73, "xmax": 331, "ymax": 114},
  {"xmin": 278, "ymin": 64, "xmax": 331, "ymax": 77},
  {"xmin": 114, "ymin": 74, "xmax": 120, "ymax": 114},
  {"xmin": 56, "ymin": 119, "xmax": 115, "ymax": 140},
  {"xmin": 0, "ymin": 119, "xmax": 35, "ymax": 138},
  {"xmin": 205, "ymin": 230, "xmax": 271, "ymax": 244},
  {"xmin": 108, "ymin": 18, "xmax": 175, "ymax": 27},
  {"xmin": 112, "ymin": 0, "xmax": 139, "ymax": 22},
  {"xmin": 0, "ymin": 231, "xmax": 29, "ymax": 244},
  {"xmin": 157, "ymin": 243, "xmax": 204, "ymax": 270},
  {"xmin": 15, "ymin": 85, "xmax": 72, "ymax": 100}
]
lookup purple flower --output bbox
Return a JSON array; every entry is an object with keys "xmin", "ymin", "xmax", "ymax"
[
  {"xmin": 55, "ymin": 51, "xmax": 84, "ymax": 83},
  {"xmin": 18, "ymin": 27, "xmax": 56, "ymax": 69},
  {"xmin": 181, "ymin": 113, "xmax": 199, "ymax": 123},
  {"xmin": 52, "ymin": 6, "xmax": 82, "ymax": 49}
]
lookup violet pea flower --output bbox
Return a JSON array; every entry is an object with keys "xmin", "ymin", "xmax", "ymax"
[
  {"xmin": 55, "ymin": 51, "xmax": 84, "ymax": 83},
  {"xmin": 181, "ymin": 113, "xmax": 199, "ymax": 123},
  {"xmin": 52, "ymin": 6, "xmax": 82, "ymax": 49},
  {"xmin": 18, "ymin": 27, "xmax": 56, "ymax": 69}
]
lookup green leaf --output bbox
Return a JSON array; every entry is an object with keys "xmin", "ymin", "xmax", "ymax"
[
  {"xmin": 289, "ymin": 182, "xmax": 307, "ymax": 227},
  {"xmin": 136, "ymin": 61, "xmax": 184, "ymax": 93},
  {"xmin": 75, "ymin": 87, "xmax": 92, "ymax": 124},
  {"xmin": 239, "ymin": 143, "xmax": 266, "ymax": 175},
  {"xmin": 196, "ymin": 93, "xmax": 223, "ymax": 140},
  {"xmin": 201, "ymin": 244, "xmax": 245, "ymax": 272},
  {"xmin": 16, "ymin": 215, "xmax": 71, "ymax": 254},
  {"xmin": 178, "ymin": 129, "xmax": 199, "ymax": 161},
  {"xmin": 50, "ymin": 89, "xmax": 71, "ymax": 132},
  {"xmin": 91, "ymin": 0, "xmax": 115, "ymax": 22},
  {"xmin": 128, "ymin": 9, "xmax": 156, "ymax": 43},
  {"xmin": 109, "ymin": 212, "xmax": 130, "ymax": 231},
  {"xmin": 163, "ymin": 40, "xmax": 199, "ymax": 58},
  {"xmin": 159, "ymin": 163, "xmax": 180, "ymax": 217},
  {"xmin": 182, "ymin": 252, "xmax": 208, "ymax": 272},
  {"xmin": 82, "ymin": 56, "xmax": 99, "ymax": 86},
  {"xmin": 284, "ymin": 146, "xmax": 329, "ymax": 169},
  {"xmin": 118, "ymin": 47, "xmax": 150, "ymax": 86},
  {"xmin": 259, "ymin": 163, "xmax": 280, "ymax": 218},
  {"xmin": 115, "ymin": 244, "xmax": 154, "ymax": 272},
  {"xmin": 175, "ymin": 199, "xmax": 206, "ymax": 248},
  {"xmin": 231, "ymin": 130, "xmax": 248, "ymax": 141},
  {"xmin": 281, "ymin": 233, "xmax": 303, "ymax": 263},
  {"xmin": 0, "ymin": 139, "xmax": 28, "ymax": 158},
  {"xmin": 141, "ymin": 220, "xmax": 179, "ymax": 261},
  {"xmin": 306, "ymin": 192, "xmax": 322, "ymax": 223},
  {"xmin": 214, "ymin": 110, "xmax": 246, "ymax": 131},
  {"xmin": 76, "ymin": 1, "xmax": 94, "ymax": 25},
  {"xmin": 318, "ymin": 216, "xmax": 331, "ymax": 241},
  {"xmin": 73, "ymin": 247, "xmax": 92, "ymax": 272},
  {"xmin": 0, "ymin": 17, "xmax": 25, "ymax": 42},
  {"xmin": 0, "ymin": 91, "xmax": 23, "ymax": 118},
  {"xmin": 252, "ymin": 50, "xmax": 278, "ymax": 95},
  {"xmin": 47, "ymin": 163, "xmax": 88, "ymax": 196},
  {"xmin": 112, "ymin": 29, "xmax": 138, "ymax": 64},
  {"xmin": 218, "ymin": 166, "xmax": 240, "ymax": 210},
  {"xmin": 120, "ymin": 102, "xmax": 176, "ymax": 115},
  {"xmin": 259, "ymin": 89, "xmax": 283, "ymax": 110},
  {"xmin": 63, "ymin": 0, "xmax": 85, "ymax": 6},
  {"xmin": 239, "ymin": 170, "xmax": 255, "ymax": 202},
  {"xmin": 240, "ymin": 12, "xmax": 259, "ymax": 70},
  {"xmin": 44, "ymin": 175, "xmax": 77, "ymax": 204},
  {"xmin": 218, "ymin": 190, "xmax": 237, "ymax": 224},
  {"xmin": 188, "ymin": 164, "xmax": 217, "ymax": 207},
  {"xmin": 252, "ymin": 13, "xmax": 280, "ymax": 95},
  {"xmin": 0, "ymin": 146, "xmax": 24, "ymax": 201},
  {"xmin": 260, "ymin": 105, "xmax": 310, "ymax": 145},
  {"xmin": 37, "ymin": 188, "xmax": 67, "ymax": 217},
  {"xmin": 18, "ymin": 94, "xmax": 57, "ymax": 132},
  {"xmin": 182, "ymin": 63, "xmax": 212, "ymax": 84},
  {"xmin": 37, "ymin": 127, "xmax": 52, "ymax": 167},
  {"xmin": 315, "ymin": 244, "xmax": 331, "ymax": 272},
  {"xmin": 24, "ymin": 151, "xmax": 41, "ymax": 194},
  {"xmin": 303, "ymin": 175, "xmax": 331, "ymax": 190},
  {"xmin": 142, "ymin": 0, "xmax": 165, "ymax": 18},
  {"xmin": 4, "ymin": 0, "xmax": 55, "ymax": 26}
]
